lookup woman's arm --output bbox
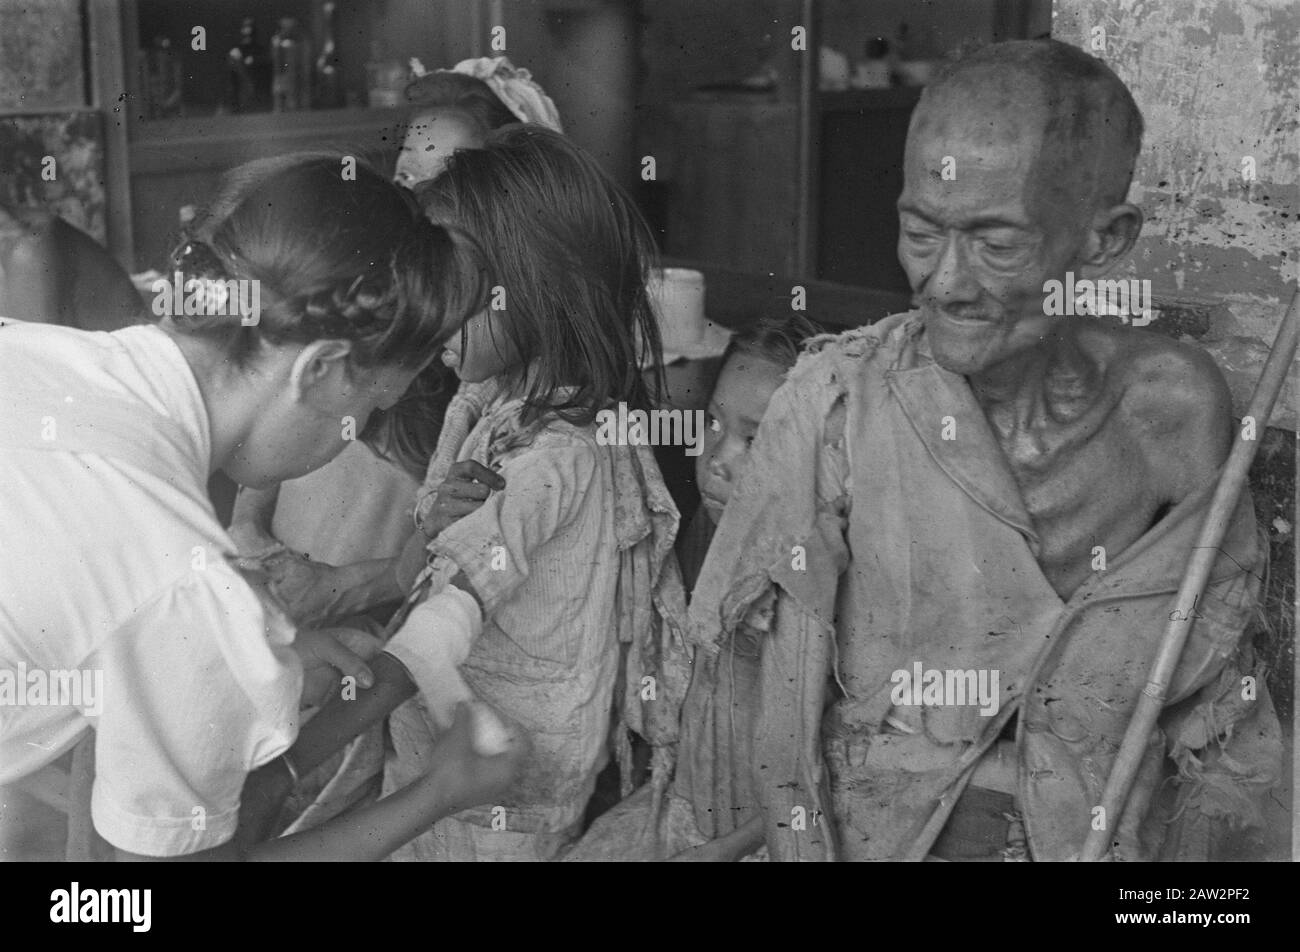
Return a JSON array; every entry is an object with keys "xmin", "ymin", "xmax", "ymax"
[
  {"xmin": 238, "ymin": 574, "xmax": 484, "ymax": 842},
  {"xmin": 118, "ymin": 701, "xmax": 523, "ymax": 862},
  {"xmin": 229, "ymin": 484, "xmax": 282, "ymax": 554},
  {"xmin": 234, "ymin": 651, "xmax": 418, "ymax": 847},
  {"xmin": 270, "ymin": 555, "xmax": 403, "ymax": 627}
]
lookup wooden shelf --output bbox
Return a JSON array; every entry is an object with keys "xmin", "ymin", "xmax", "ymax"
[
  {"xmin": 128, "ymin": 107, "xmax": 406, "ymax": 174},
  {"xmin": 664, "ymin": 256, "xmax": 912, "ymax": 331},
  {"xmin": 818, "ymin": 87, "xmax": 924, "ymax": 112}
]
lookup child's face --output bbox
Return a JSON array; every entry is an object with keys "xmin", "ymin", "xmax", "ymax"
[
  {"xmin": 440, "ymin": 308, "xmax": 522, "ymax": 383},
  {"xmin": 696, "ymin": 353, "xmax": 787, "ymax": 524},
  {"xmin": 395, "ymin": 108, "xmax": 485, "ymax": 188}
]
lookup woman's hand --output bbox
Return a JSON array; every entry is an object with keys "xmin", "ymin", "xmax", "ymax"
[
  {"xmin": 264, "ymin": 551, "xmax": 368, "ymax": 627},
  {"xmin": 419, "ymin": 460, "xmax": 506, "ymax": 539},
  {"xmin": 293, "ymin": 626, "xmax": 383, "ymax": 708},
  {"xmin": 424, "ymin": 702, "xmax": 529, "ymax": 816}
]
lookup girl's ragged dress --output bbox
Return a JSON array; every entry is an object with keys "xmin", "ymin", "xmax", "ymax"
[{"xmin": 383, "ymin": 385, "xmax": 687, "ymax": 861}]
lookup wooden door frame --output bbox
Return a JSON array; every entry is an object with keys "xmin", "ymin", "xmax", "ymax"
[
  {"xmin": 796, "ymin": 0, "xmax": 818, "ymax": 277},
  {"xmin": 86, "ymin": 0, "xmax": 135, "ymax": 270}
]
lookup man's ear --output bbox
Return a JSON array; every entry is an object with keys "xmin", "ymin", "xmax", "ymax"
[
  {"xmin": 1078, "ymin": 202, "xmax": 1143, "ymax": 277},
  {"xmin": 289, "ymin": 339, "xmax": 354, "ymax": 404}
]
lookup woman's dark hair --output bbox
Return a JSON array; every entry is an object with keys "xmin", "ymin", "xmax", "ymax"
[
  {"xmin": 722, "ymin": 312, "xmax": 821, "ymax": 371},
  {"xmin": 404, "ymin": 72, "xmax": 518, "ymax": 134},
  {"xmin": 174, "ymin": 152, "xmax": 487, "ymax": 474},
  {"xmin": 417, "ymin": 124, "xmax": 664, "ymax": 426}
]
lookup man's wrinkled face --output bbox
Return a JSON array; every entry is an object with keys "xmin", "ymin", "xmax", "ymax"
[{"xmin": 897, "ymin": 95, "xmax": 1083, "ymax": 377}]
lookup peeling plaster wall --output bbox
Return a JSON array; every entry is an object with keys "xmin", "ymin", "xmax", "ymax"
[{"xmin": 1054, "ymin": 0, "xmax": 1298, "ymax": 427}]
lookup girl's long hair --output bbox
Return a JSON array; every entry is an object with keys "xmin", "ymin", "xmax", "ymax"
[{"xmin": 417, "ymin": 125, "xmax": 664, "ymax": 426}]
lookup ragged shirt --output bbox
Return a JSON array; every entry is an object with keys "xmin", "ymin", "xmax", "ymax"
[
  {"xmin": 384, "ymin": 386, "xmax": 686, "ymax": 857},
  {"xmin": 688, "ymin": 312, "xmax": 1278, "ymax": 862},
  {"xmin": 670, "ymin": 509, "xmax": 769, "ymax": 839}
]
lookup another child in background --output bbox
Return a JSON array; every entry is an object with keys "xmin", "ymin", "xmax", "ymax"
[
  {"xmin": 566, "ymin": 312, "xmax": 819, "ymax": 862},
  {"xmin": 679, "ymin": 314, "xmax": 821, "ymax": 590},
  {"xmin": 395, "ymin": 56, "xmax": 563, "ymax": 187}
]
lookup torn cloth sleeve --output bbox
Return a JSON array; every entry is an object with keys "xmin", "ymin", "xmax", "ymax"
[{"xmin": 687, "ymin": 352, "xmax": 853, "ymax": 860}]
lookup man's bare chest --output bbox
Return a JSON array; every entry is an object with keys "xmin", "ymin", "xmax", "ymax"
[{"xmin": 995, "ymin": 410, "xmax": 1165, "ymax": 597}]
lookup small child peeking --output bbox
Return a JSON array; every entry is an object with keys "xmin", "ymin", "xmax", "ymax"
[
  {"xmin": 671, "ymin": 314, "xmax": 820, "ymax": 858},
  {"xmin": 565, "ymin": 312, "xmax": 819, "ymax": 862},
  {"xmin": 295, "ymin": 124, "xmax": 687, "ymax": 862},
  {"xmin": 683, "ymin": 314, "xmax": 822, "ymax": 583}
]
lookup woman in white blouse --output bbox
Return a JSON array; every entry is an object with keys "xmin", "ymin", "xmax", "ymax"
[{"xmin": 0, "ymin": 153, "xmax": 523, "ymax": 861}]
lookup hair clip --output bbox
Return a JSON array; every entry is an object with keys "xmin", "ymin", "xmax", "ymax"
[{"xmin": 170, "ymin": 238, "xmax": 229, "ymax": 279}]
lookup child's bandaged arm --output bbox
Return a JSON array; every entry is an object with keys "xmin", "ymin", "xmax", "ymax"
[
  {"xmin": 388, "ymin": 437, "xmax": 599, "ymax": 706},
  {"xmin": 260, "ymin": 440, "xmax": 596, "ymax": 788}
]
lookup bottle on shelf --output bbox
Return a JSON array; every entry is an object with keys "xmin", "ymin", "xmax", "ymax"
[
  {"xmin": 271, "ymin": 18, "xmax": 312, "ymax": 112},
  {"xmin": 365, "ymin": 40, "xmax": 406, "ymax": 109},
  {"xmin": 225, "ymin": 46, "xmax": 249, "ymax": 114},
  {"xmin": 312, "ymin": 1, "xmax": 345, "ymax": 110},
  {"xmin": 230, "ymin": 18, "xmax": 271, "ymax": 113},
  {"xmin": 890, "ymin": 21, "xmax": 910, "ymax": 87},
  {"xmin": 139, "ymin": 35, "xmax": 184, "ymax": 119},
  {"xmin": 851, "ymin": 36, "xmax": 892, "ymax": 90}
]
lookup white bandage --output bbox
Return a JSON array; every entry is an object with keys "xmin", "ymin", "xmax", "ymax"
[{"xmin": 386, "ymin": 585, "xmax": 515, "ymax": 754}]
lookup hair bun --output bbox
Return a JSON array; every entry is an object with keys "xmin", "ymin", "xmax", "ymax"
[{"xmin": 298, "ymin": 276, "xmax": 394, "ymax": 340}]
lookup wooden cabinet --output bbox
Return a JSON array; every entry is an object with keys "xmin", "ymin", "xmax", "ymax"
[
  {"xmin": 815, "ymin": 88, "xmax": 920, "ymax": 293},
  {"xmin": 126, "ymin": 107, "xmax": 405, "ymax": 269},
  {"xmin": 662, "ymin": 100, "xmax": 801, "ymax": 279},
  {"xmin": 117, "ymin": 0, "xmax": 473, "ymax": 270}
]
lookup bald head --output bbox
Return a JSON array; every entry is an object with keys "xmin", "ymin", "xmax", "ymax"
[
  {"xmin": 914, "ymin": 39, "xmax": 1143, "ymax": 216},
  {"xmin": 894, "ymin": 40, "xmax": 1147, "ymax": 378}
]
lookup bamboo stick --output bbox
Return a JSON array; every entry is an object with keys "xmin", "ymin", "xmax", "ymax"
[{"xmin": 1079, "ymin": 288, "xmax": 1300, "ymax": 862}]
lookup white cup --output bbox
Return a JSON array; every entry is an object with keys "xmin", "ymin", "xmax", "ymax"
[{"xmin": 647, "ymin": 267, "xmax": 706, "ymax": 354}]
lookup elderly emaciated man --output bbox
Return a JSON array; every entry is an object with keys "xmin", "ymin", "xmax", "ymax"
[{"xmin": 688, "ymin": 39, "xmax": 1280, "ymax": 862}]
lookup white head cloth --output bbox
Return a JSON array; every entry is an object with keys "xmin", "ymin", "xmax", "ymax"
[{"xmin": 409, "ymin": 56, "xmax": 563, "ymax": 133}]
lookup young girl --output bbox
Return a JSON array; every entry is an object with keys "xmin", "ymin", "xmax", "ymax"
[
  {"xmin": 0, "ymin": 153, "xmax": 523, "ymax": 861},
  {"xmin": 273, "ymin": 125, "xmax": 688, "ymax": 862},
  {"xmin": 565, "ymin": 313, "xmax": 819, "ymax": 862},
  {"xmin": 230, "ymin": 57, "xmax": 562, "ymax": 630},
  {"xmin": 230, "ymin": 59, "xmax": 566, "ymax": 837}
]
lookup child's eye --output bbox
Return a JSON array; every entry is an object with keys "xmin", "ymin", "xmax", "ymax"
[
  {"xmin": 706, "ymin": 414, "xmax": 722, "ymax": 434},
  {"xmin": 744, "ymin": 434, "xmax": 756, "ymax": 449}
]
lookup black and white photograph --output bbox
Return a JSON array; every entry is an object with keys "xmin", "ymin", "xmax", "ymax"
[{"xmin": 0, "ymin": 0, "xmax": 1295, "ymax": 906}]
